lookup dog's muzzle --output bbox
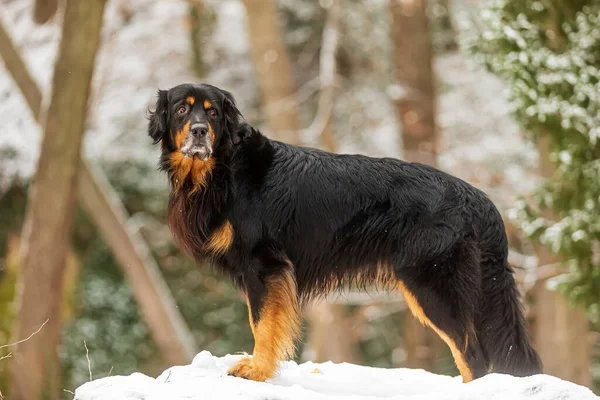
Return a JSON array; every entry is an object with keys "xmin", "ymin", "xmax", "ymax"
[{"xmin": 180, "ymin": 123, "xmax": 212, "ymax": 161}]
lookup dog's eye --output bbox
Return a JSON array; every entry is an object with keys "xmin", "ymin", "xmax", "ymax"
[
  {"xmin": 207, "ymin": 108, "xmax": 217, "ymax": 118},
  {"xmin": 177, "ymin": 105, "xmax": 187, "ymax": 114}
]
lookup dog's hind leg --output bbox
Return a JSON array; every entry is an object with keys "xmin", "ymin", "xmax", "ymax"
[
  {"xmin": 228, "ymin": 251, "xmax": 301, "ymax": 381},
  {"xmin": 395, "ymin": 241, "xmax": 488, "ymax": 382}
]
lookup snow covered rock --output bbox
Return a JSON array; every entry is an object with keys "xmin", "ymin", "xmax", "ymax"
[{"xmin": 74, "ymin": 351, "xmax": 598, "ymax": 400}]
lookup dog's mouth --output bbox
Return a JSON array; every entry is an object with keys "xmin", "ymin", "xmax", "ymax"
[
  {"xmin": 181, "ymin": 145, "xmax": 212, "ymax": 161},
  {"xmin": 180, "ymin": 137, "xmax": 212, "ymax": 161}
]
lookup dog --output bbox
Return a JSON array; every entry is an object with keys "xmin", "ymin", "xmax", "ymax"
[{"xmin": 147, "ymin": 83, "xmax": 542, "ymax": 383}]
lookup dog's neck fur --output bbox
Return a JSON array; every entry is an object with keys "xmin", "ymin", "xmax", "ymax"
[
  {"xmin": 165, "ymin": 128, "xmax": 272, "ymax": 263},
  {"xmin": 166, "ymin": 155, "xmax": 229, "ymax": 260}
]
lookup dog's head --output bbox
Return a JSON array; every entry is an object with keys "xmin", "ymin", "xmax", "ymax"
[
  {"xmin": 147, "ymin": 83, "xmax": 242, "ymax": 189},
  {"xmin": 148, "ymin": 83, "xmax": 242, "ymax": 161}
]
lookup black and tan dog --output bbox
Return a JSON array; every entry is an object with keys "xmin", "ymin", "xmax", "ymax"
[{"xmin": 147, "ymin": 83, "xmax": 542, "ymax": 383}]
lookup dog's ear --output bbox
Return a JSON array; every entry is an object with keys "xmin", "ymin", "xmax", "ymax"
[
  {"xmin": 147, "ymin": 89, "xmax": 169, "ymax": 144},
  {"xmin": 234, "ymin": 122, "xmax": 256, "ymax": 145},
  {"xmin": 220, "ymin": 88, "xmax": 243, "ymax": 144}
]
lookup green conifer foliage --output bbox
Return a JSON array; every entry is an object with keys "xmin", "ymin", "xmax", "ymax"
[{"xmin": 463, "ymin": 0, "xmax": 600, "ymax": 322}]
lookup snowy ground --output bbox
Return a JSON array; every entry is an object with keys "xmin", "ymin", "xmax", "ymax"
[{"xmin": 74, "ymin": 351, "xmax": 598, "ymax": 400}]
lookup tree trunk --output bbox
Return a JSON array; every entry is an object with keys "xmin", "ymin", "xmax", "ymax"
[
  {"xmin": 186, "ymin": 0, "xmax": 216, "ymax": 78},
  {"xmin": 315, "ymin": 0, "xmax": 340, "ymax": 153},
  {"xmin": 9, "ymin": 1, "xmax": 107, "ymax": 399},
  {"xmin": 391, "ymin": 0, "xmax": 437, "ymax": 167},
  {"xmin": 534, "ymin": 279, "xmax": 591, "ymax": 385},
  {"xmin": 0, "ymin": 15, "xmax": 197, "ymax": 371},
  {"xmin": 432, "ymin": 0, "xmax": 457, "ymax": 51},
  {"xmin": 241, "ymin": 0, "xmax": 301, "ymax": 143},
  {"xmin": 33, "ymin": 0, "xmax": 59, "ymax": 24},
  {"xmin": 305, "ymin": 301, "xmax": 356, "ymax": 363},
  {"xmin": 533, "ymin": 136, "xmax": 591, "ymax": 387},
  {"xmin": 390, "ymin": 0, "xmax": 441, "ymax": 372}
]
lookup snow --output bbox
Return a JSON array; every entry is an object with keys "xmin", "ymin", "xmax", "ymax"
[{"xmin": 74, "ymin": 351, "xmax": 598, "ymax": 400}]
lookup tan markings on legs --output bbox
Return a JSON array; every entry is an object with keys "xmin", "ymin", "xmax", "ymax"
[
  {"xmin": 229, "ymin": 265, "xmax": 301, "ymax": 381},
  {"xmin": 205, "ymin": 221, "xmax": 234, "ymax": 255},
  {"xmin": 398, "ymin": 282, "xmax": 474, "ymax": 383},
  {"xmin": 246, "ymin": 297, "xmax": 257, "ymax": 337},
  {"xmin": 187, "ymin": 96, "xmax": 195, "ymax": 105}
]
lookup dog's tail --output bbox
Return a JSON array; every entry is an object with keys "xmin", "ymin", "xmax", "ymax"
[{"xmin": 477, "ymin": 255, "xmax": 543, "ymax": 376}]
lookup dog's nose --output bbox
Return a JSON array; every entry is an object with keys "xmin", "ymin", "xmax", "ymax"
[{"xmin": 191, "ymin": 123, "xmax": 208, "ymax": 138}]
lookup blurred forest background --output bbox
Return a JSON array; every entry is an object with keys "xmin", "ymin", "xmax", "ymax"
[{"xmin": 0, "ymin": 0, "xmax": 599, "ymax": 398}]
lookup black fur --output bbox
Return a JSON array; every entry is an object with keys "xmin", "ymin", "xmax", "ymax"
[{"xmin": 148, "ymin": 83, "xmax": 542, "ymax": 380}]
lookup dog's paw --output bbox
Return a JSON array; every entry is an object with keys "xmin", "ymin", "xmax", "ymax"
[{"xmin": 227, "ymin": 357, "xmax": 273, "ymax": 382}]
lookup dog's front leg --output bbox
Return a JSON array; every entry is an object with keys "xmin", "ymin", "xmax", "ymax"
[{"xmin": 228, "ymin": 260, "xmax": 301, "ymax": 381}]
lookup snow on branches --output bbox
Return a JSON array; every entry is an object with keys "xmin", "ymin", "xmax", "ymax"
[{"xmin": 461, "ymin": 0, "xmax": 600, "ymax": 322}]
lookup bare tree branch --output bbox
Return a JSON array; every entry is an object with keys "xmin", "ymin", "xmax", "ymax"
[
  {"xmin": 305, "ymin": 0, "xmax": 341, "ymax": 149},
  {"xmin": 84, "ymin": 341, "xmax": 92, "ymax": 381},
  {"xmin": 10, "ymin": 1, "xmax": 107, "ymax": 397},
  {"xmin": 0, "ymin": 319, "xmax": 49, "ymax": 351},
  {"xmin": 0, "ymin": 20, "xmax": 42, "ymax": 117}
]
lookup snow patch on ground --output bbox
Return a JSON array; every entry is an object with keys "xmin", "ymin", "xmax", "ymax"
[{"xmin": 74, "ymin": 351, "xmax": 598, "ymax": 400}]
